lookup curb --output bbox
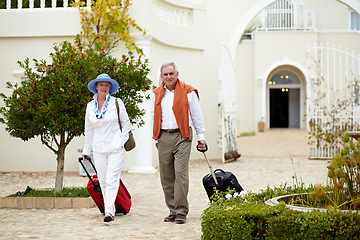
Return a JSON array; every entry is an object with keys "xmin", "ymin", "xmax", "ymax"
[
  {"xmin": 265, "ymin": 194, "xmax": 359, "ymax": 213},
  {"xmin": 0, "ymin": 196, "xmax": 96, "ymax": 209}
]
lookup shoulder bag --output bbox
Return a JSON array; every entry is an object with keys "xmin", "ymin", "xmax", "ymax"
[{"xmin": 115, "ymin": 99, "xmax": 136, "ymax": 151}]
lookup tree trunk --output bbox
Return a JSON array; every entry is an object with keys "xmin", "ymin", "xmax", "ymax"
[{"xmin": 54, "ymin": 143, "xmax": 66, "ymax": 192}]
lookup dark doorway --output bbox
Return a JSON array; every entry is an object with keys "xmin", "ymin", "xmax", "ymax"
[{"xmin": 270, "ymin": 89, "xmax": 289, "ymax": 128}]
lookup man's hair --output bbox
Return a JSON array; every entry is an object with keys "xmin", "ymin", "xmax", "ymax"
[{"xmin": 160, "ymin": 62, "xmax": 178, "ymax": 75}]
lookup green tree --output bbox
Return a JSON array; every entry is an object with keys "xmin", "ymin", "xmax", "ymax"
[{"xmin": 0, "ymin": 37, "xmax": 151, "ymax": 192}]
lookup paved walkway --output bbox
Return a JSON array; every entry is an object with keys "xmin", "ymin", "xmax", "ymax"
[{"xmin": 0, "ymin": 129, "xmax": 331, "ymax": 240}]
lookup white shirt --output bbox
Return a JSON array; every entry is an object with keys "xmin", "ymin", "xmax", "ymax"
[
  {"xmin": 83, "ymin": 95, "xmax": 131, "ymax": 155},
  {"xmin": 151, "ymin": 86, "xmax": 205, "ymax": 142}
]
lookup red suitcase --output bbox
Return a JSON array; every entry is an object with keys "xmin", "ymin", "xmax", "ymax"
[{"xmin": 79, "ymin": 157, "xmax": 131, "ymax": 214}]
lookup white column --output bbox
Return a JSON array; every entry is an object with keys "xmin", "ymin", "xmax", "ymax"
[{"xmin": 128, "ymin": 34, "xmax": 157, "ymax": 174}]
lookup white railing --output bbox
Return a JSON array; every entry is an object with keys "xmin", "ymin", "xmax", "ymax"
[
  {"xmin": 153, "ymin": 0, "xmax": 191, "ymax": 27},
  {"xmin": 307, "ymin": 43, "xmax": 360, "ymax": 159},
  {"xmin": 259, "ymin": 9, "xmax": 315, "ymax": 31},
  {"xmin": 1, "ymin": 0, "xmax": 91, "ymax": 10},
  {"xmin": 308, "ymin": 113, "xmax": 360, "ymax": 159}
]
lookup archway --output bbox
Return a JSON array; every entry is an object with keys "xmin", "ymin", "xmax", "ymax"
[
  {"xmin": 221, "ymin": 0, "xmax": 360, "ymax": 122},
  {"xmin": 219, "ymin": 0, "xmax": 360, "ymax": 158},
  {"xmin": 228, "ymin": 0, "xmax": 360, "ymax": 56}
]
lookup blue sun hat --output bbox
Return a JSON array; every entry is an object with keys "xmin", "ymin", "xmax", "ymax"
[{"xmin": 88, "ymin": 73, "xmax": 119, "ymax": 95}]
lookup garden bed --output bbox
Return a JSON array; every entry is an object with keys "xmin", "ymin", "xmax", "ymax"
[
  {"xmin": 0, "ymin": 186, "xmax": 94, "ymax": 209},
  {"xmin": 0, "ymin": 196, "xmax": 95, "ymax": 209},
  {"xmin": 201, "ymin": 187, "xmax": 360, "ymax": 239}
]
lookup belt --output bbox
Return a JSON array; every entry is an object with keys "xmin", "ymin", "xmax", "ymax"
[{"xmin": 161, "ymin": 129, "xmax": 180, "ymax": 133}]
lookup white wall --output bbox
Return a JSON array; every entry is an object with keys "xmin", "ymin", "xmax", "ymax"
[
  {"xmin": 233, "ymin": 0, "xmax": 360, "ymax": 134},
  {"xmin": 1, "ymin": 0, "xmax": 360, "ymax": 171}
]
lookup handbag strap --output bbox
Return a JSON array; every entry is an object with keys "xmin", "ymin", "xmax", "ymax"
[{"xmin": 115, "ymin": 99, "xmax": 123, "ymax": 131}]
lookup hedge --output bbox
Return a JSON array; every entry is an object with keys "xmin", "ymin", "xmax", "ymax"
[{"xmin": 201, "ymin": 201, "xmax": 360, "ymax": 239}]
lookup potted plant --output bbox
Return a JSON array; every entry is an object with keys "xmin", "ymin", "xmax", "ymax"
[{"xmin": 258, "ymin": 117, "xmax": 265, "ymax": 132}]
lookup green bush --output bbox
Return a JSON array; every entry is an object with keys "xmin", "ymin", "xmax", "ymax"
[
  {"xmin": 202, "ymin": 202, "xmax": 282, "ymax": 239},
  {"xmin": 11, "ymin": 186, "xmax": 90, "ymax": 198},
  {"xmin": 201, "ymin": 188, "xmax": 360, "ymax": 239},
  {"xmin": 327, "ymin": 133, "xmax": 360, "ymax": 210},
  {"xmin": 266, "ymin": 210, "xmax": 360, "ymax": 239}
]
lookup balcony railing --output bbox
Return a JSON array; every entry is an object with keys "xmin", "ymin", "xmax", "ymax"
[
  {"xmin": 259, "ymin": 9, "xmax": 315, "ymax": 31},
  {"xmin": 0, "ymin": 0, "xmax": 91, "ymax": 10}
]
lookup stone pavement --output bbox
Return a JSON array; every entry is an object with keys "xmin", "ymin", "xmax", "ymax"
[{"xmin": 0, "ymin": 129, "xmax": 331, "ymax": 240}]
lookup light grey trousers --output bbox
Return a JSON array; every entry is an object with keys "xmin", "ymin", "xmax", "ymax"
[{"xmin": 158, "ymin": 128, "xmax": 193, "ymax": 216}]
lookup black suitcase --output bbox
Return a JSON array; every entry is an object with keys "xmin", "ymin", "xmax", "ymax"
[
  {"xmin": 202, "ymin": 168, "xmax": 244, "ymax": 199},
  {"xmin": 196, "ymin": 144, "xmax": 244, "ymax": 200}
]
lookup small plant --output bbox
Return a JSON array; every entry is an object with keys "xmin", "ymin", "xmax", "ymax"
[
  {"xmin": 267, "ymin": 147, "xmax": 360, "ymax": 210},
  {"xmin": 223, "ymin": 116, "xmax": 241, "ymax": 161},
  {"xmin": 209, "ymin": 188, "xmax": 250, "ymax": 205},
  {"xmin": 10, "ymin": 186, "xmax": 90, "ymax": 198},
  {"xmin": 326, "ymin": 133, "xmax": 360, "ymax": 210},
  {"xmin": 72, "ymin": 0, "xmax": 146, "ymax": 55},
  {"xmin": 240, "ymin": 131, "xmax": 256, "ymax": 136}
]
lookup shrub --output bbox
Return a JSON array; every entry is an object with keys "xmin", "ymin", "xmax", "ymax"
[
  {"xmin": 201, "ymin": 187, "xmax": 360, "ymax": 239},
  {"xmin": 11, "ymin": 186, "xmax": 90, "ymax": 198},
  {"xmin": 266, "ymin": 210, "xmax": 360, "ymax": 239},
  {"xmin": 327, "ymin": 133, "xmax": 360, "ymax": 210}
]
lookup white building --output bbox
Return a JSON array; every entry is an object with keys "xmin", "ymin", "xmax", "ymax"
[{"xmin": 1, "ymin": 0, "xmax": 360, "ymax": 172}]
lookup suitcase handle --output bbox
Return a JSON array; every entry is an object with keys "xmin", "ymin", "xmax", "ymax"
[
  {"xmin": 214, "ymin": 169, "xmax": 226, "ymax": 174},
  {"xmin": 196, "ymin": 144, "xmax": 208, "ymax": 152},
  {"xmin": 78, "ymin": 157, "xmax": 98, "ymax": 188}
]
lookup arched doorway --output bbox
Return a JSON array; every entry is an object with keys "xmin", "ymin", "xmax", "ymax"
[
  {"xmin": 267, "ymin": 69, "xmax": 302, "ymax": 128},
  {"xmin": 219, "ymin": 0, "xmax": 360, "ymax": 157}
]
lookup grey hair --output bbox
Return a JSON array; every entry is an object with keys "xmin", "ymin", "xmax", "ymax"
[
  {"xmin": 95, "ymin": 81, "xmax": 112, "ymax": 86},
  {"xmin": 160, "ymin": 62, "xmax": 178, "ymax": 74}
]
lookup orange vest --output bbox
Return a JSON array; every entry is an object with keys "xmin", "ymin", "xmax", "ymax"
[{"xmin": 152, "ymin": 80, "xmax": 199, "ymax": 140}]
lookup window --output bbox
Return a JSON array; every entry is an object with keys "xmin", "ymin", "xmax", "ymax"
[
  {"xmin": 265, "ymin": 0, "xmax": 294, "ymax": 30},
  {"xmin": 350, "ymin": 11, "xmax": 360, "ymax": 31},
  {"xmin": 268, "ymin": 70, "xmax": 300, "ymax": 86}
]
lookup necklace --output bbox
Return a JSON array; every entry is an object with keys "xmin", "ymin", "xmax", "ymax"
[{"xmin": 94, "ymin": 95, "xmax": 111, "ymax": 119}]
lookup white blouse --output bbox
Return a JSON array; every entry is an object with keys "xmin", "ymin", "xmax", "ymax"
[{"xmin": 82, "ymin": 95, "xmax": 131, "ymax": 155}]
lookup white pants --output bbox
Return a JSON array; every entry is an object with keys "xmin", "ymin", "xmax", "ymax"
[{"xmin": 93, "ymin": 148, "xmax": 125, "ymax": 216}]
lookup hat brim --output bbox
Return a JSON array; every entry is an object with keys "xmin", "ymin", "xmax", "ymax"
[{"xmin": 88, "ymin": 78, "xmax": 119, "ymax": 95}]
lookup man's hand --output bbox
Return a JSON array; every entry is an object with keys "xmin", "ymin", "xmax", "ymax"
[{"xmin": 197, "ymin": 140, "xmax": 207, "ymax": 150}]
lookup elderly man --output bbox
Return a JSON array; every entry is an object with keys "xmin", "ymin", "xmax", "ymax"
[{"xmin": 151, "ymin": 62, "xmax": 207, "ymax": 224}]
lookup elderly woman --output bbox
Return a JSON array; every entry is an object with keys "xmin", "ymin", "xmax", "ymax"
[{"xmin": 82, "ymin": 73, "xmax": 131, "ymax": 222}]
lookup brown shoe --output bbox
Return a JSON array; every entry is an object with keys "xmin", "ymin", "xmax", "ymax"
[
  {"xmin": 164, "ymin": 214, "xmax": 176, "ymax": 222},
  {"xmin": 175, "ymin": 214, "xmax": 186, "ymax": 224}
]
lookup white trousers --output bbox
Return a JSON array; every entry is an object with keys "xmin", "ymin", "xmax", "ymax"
[{"xmin": 93, "ymin": 148, "xmax": 125, "ymax": 216}]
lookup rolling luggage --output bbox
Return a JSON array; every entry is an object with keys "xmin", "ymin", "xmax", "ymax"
[
  {"xmin": 78, "ymin": 157, "xmax": 131, "ymax": 214},
  {"xmin": 202, "ymin": 168, "xmax": 244, "ymax": 200},
  {"xmin": 197, "ymin": 145, "xmax": 244, "ymax": 200}
]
